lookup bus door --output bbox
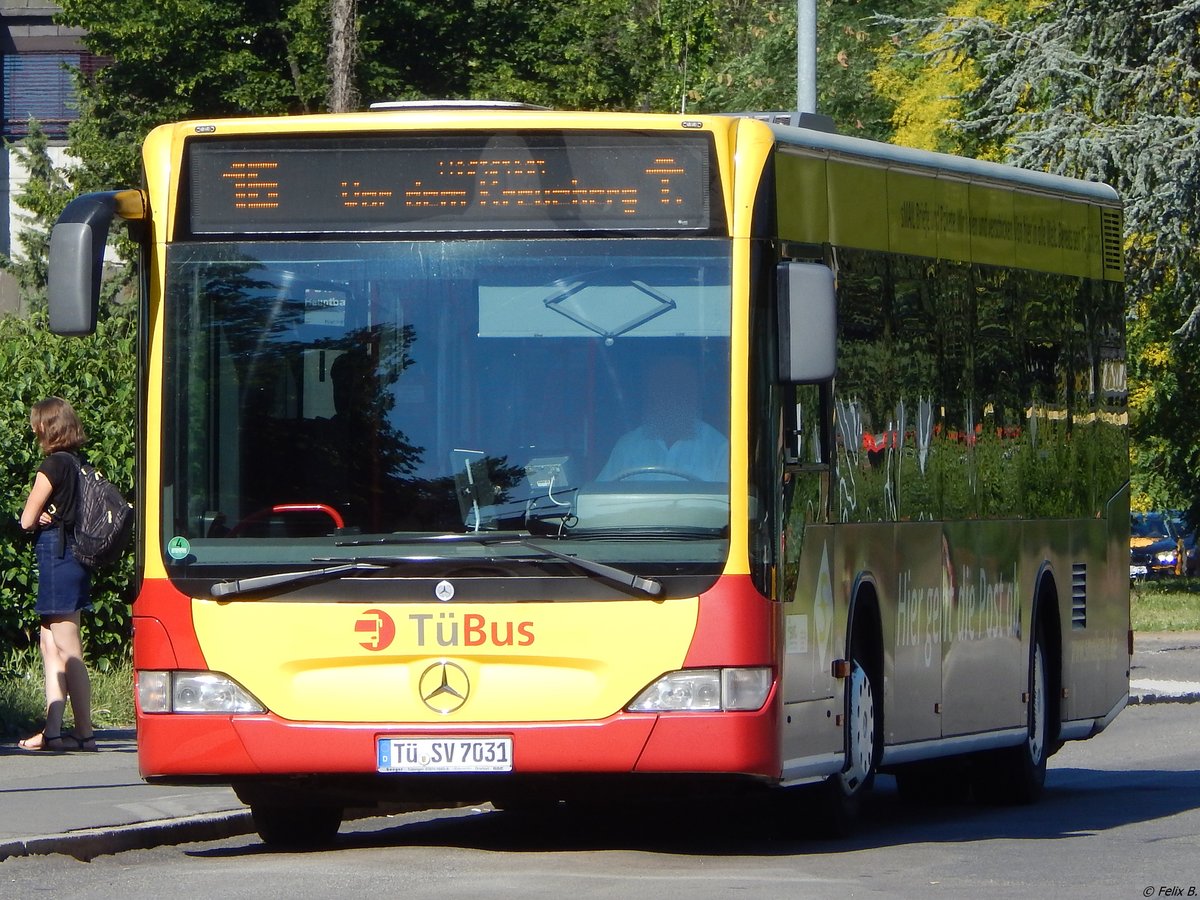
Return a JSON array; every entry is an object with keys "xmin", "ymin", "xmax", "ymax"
[{"xmin": 779, "ymin": 384, "xmax": 844, "ymax": 763}]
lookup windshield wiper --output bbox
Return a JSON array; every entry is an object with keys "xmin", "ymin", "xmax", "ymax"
[
  {"xmin": 213, "ymin": 533, "xmax": 664, "ymax": 599},
  {"xmin": 336, "ymin": 531, "xmax": 532, "ymax": 547},
  {"xmin": 338, "ymin": 531, "xmax": 663, "ymax": 596},
  {"xmin": 516, "ymin": 540, "xmax": 662, "ymax": 597},
  {"xmin": 210, "ymin": 561, "xmax": 396, "ymax": 598}
]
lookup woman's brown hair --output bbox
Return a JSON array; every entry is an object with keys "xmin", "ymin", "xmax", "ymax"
[{"xmin": 30, "ymin": 397, "xmax": 87, "ymax": 454}]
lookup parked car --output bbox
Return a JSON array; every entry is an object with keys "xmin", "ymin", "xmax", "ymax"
[{"xmin": 1130, "ymin": 512, "xmax": 1194, "ymax": 579}]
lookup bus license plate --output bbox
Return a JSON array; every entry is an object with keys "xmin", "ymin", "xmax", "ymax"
[{"xmin": 377, "ymin": 737, "xmax": 513, "ymax": 773}]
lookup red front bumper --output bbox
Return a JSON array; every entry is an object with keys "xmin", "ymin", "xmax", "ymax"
[{"xmin": 136, "ymin": 696, "xmax": 781, "ymax": 780}]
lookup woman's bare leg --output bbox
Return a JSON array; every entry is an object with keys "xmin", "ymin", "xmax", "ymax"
[
  {"xmin": 39, "ymin": 621, "xmax": 68, "ymax": 739},
  {"xmin": 47, "ymin": 613, "xmax": 92, "ymax": 737}
]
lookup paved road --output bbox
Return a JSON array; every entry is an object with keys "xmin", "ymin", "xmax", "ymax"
[{"xmin": 2, "ymin": 702, "xmax": 1198, "ymax": 899}]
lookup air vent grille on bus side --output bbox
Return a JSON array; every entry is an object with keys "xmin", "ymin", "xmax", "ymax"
[
  {"xmin": 1071, "ymin": 562, "xmax": 1087, "ymax": 629},
  {"xmin": 1101, "ymin": 209, "xmax": 1123, "ymax": 274}
]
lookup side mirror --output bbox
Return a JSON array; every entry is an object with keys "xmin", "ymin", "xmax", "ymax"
[
  {"xmin": 777, "ymin": 262, "xmax": 836, "ymax": 383},
  {"xmin": 48, "ymin": 190, "xmax": 144, "ymax": 336}
]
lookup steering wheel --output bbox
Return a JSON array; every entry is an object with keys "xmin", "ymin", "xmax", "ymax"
[{"xmin": 611, "ymin": 466, "xmax": 703, "ymax": 482}]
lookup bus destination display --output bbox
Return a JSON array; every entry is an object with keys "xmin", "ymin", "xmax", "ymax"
[{"xmin": 187, "ymin": 134, "xmax": 718, "ymax": 235}]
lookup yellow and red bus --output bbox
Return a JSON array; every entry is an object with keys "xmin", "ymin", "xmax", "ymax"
[{"xmin": 47, "ymin": 104, "xmax": 1129, "ymax": 846}]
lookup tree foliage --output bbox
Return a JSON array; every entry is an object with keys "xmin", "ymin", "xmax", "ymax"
[
  {"xmin": 684, "ymin": 0, "xmax": 933, "ymax": 140},
  {"xmin": 889, "ymin": 2, "xmax": 1200, "ymax": 314},
  {"xmin": 871, "ymin": 0, "xmax": 1040, "ymax": 154},
  {"xmin": 56, "ymin": 0, "xmax": 944, "ymax": 192},
  {"xmin": 0, "ymin": 304, "xmax": 137, "ymax": 671}
]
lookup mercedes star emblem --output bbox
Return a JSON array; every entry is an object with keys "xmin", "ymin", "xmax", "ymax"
[{"xmin": 419, "ymin": 660, "xmax": 470, "ymax": 713}]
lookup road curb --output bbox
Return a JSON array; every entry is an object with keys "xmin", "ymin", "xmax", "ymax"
[
  {"xmin": 0, "ymin": 809, "xmax": 255, "ymax": 863},
  {"xmin": 1129, "ymin": 677, "xmax": 1200, "ymax": 706},
  {"xmin": 1128, "ymin": 692, "xmax": 1200, "ymax": 706}
]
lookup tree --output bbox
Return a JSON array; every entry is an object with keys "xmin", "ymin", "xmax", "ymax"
[
  {"xmin": 502, "ymin": 0, "xmax": 712, "ymax": 111},
  {"xmin": 871, "ymin": 0, "xmax": 1039, "ymax": 154},
  {"xmin": 677, "ymin": 0, "xmax": 942, "ymax": 140},
  {"xmin": 59, "ymin": 0, "xmax": 675, "ymax": 187},
  {"xmin": 57, "ymin": 0, "xmax": 329, "ymax": 191},
  {"xmin": 327, "ymin": 0, "xmax": 358, "ymax": 112},
  {"xmin": 57, "ymin": 0, "xmax": 956, "ymax": 189},
  {"xmin": 0, "ymin": 120, "xmax": 75, "ymax": 312}
]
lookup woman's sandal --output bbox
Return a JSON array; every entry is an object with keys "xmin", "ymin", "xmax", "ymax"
[
  {"xmin": 17, "ymin": 732, "xmax": 69, "ymax": 752},
  {"xmin": 17, "ymin": 732, "xmax": 96, "ymax": 752}
]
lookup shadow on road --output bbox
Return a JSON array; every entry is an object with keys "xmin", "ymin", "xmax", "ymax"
[{"xmin": 188, "ymin": 764, "xmax": 1200, "ymax": 859}]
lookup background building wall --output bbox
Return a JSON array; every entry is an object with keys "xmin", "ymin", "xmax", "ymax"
[{"xmin": 0, "ymin": 1, "xmax": 89, "ymax": 314}]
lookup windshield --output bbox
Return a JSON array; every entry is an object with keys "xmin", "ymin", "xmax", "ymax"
[
  {"xmin": 1131, "ymin": 514, "xmax": 1172, "ymax": 540},
  {"xmin": 162, "ymin": 238, "xmax": 732, "ymax": 572}
]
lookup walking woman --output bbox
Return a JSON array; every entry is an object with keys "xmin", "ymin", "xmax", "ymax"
[{"xmin": 17, "ymin": 397, "xmax": 96, "ymax": 752}]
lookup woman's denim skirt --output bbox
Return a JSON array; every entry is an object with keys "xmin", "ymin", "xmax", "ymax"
[{"xmin": 34, "ymin": 528, "xmax": 91, "ymax": 617}]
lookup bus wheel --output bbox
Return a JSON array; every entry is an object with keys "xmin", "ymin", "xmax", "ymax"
[
  {"xmin": 977, "ymin": 627, "xmax": 1049, "ymax": 804},
  {"xmin": 814, "ymin": 654, "xmax": 879, "ymax": 836},
  {"xmin": 841, "ymin": 659, "xmax": 876, "ymax": 794},
  {"xmin": 250, "ymin": 802, "xmax": 343, "ymax": 849}
]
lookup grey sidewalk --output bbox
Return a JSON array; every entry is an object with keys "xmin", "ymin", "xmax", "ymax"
[
  {"xmin": 0, "ymin": 728, "xmax": 252, "ymax": 861},
  {"xmin": 1129, "ymin": 630, "xmax": 1200, "ymax": 704},
  {"xmin": 1, "ymin": 630, "xmax": 1198, "ymax": 862}
]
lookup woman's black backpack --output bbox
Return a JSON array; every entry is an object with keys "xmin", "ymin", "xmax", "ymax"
[{"xmin": 73, "ymin": 462, "xmax": 134, "ymax": 570}]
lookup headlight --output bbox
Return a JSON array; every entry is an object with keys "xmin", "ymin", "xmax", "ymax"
[
  {"xmin": 1155, "ymin": 550, "xmax": 1178, "ymax": 565},
  {"xmin": 137, "ymin": 670, "xmax": 265, "ymax": 714},
  {"xmin": 627, "ymin": 667, "xmax": 772, "ymax": 712}
]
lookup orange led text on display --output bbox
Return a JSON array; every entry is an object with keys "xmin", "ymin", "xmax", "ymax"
[
  {"xmin": 216, "ymin": 155, "xmax": 690, "ymax": 217},
  {"xmin": 221, "ymin": 160, "xmax": 280, "ymax": 210}
]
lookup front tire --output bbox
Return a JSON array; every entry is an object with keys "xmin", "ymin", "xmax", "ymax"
[
  {"xmin": 814, "ymin": 655, "xmax": 881, "ymax": 836},
  {"xmin": 977, "ymin": 627, "xmax": 1049, "ymax": 804},
  {"xmin": 250, "ymin": 802, "xmax": 343, "ymax": 849},
  {"xmin": 840, "ymin": 659, "xmax": 877, "ymax": 796}
]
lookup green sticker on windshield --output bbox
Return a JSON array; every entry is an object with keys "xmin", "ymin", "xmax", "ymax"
[{"xmin": 167, "ymin": 536, "xmax": 191, "ymax": 561}]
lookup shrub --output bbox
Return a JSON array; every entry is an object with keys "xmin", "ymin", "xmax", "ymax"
[{"xmin": 0, "ymin": 307, "xmax": 136, "ymax": 670}]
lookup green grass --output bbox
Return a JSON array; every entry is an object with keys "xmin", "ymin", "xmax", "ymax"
[
  {"xmin": 1132, "ymin": 577, "xmax": 1200, "ymax": 632},
  {"xmin": 0, "ymin": 650, "xmax": 135, "ymax": 739}
]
